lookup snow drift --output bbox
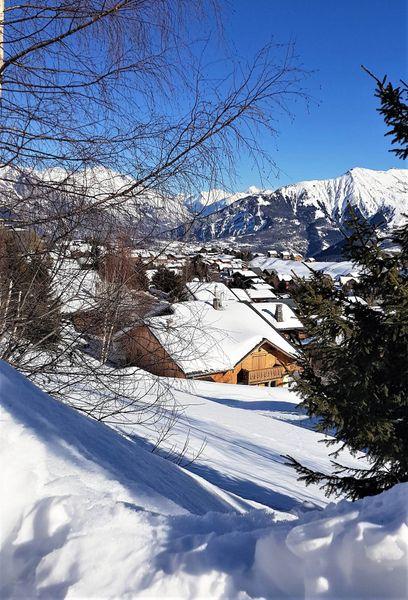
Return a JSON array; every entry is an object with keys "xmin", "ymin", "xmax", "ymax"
[{"xmin": 1, "ymin": 360, "xmax": 406, "ymax": 598}]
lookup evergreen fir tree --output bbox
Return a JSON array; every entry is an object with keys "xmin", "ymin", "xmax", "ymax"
[
  {"xmin": 363, "ymin": 66, "xmax": 408, "ymax": 159},
  {"xmin": 152, "ymin": 266, "xmax": 183, "ymax": 299},
  {"xmin": 286, "ymin": 68, "xmax": 408, "ymax": 500},
  {"xmin": 286, "ymin": 214, "xmax": 408, "ymax": 499}
]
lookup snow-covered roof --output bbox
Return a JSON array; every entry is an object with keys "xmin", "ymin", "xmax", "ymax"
[
  {"xmin": 237, "ymin": 269, "xmax": 258, "ymax": 278},
  {"xmin": 345, "ymin": 295, "xmax": 368, "ymax": 306},
  {"xmin": 146, "ymin": 301, "xmax": 297, "ymax": 375},
  {"xmin": 52, "ymin": 257, "xmax": 101, "ymax": 313},
  {"xmin": 250, "ymin": 282, "xmax": 273, "ymax": 291},
  {"xmin": 185, "ymin": 281, "xmax": 238, "ymax": 304},
  {"xmin": 231, "ymin": 288, "xmax": 250, "ymax": 301},
  {"xmin": 338, "ymin": 275, "xmax": 359, "ymax": 285},
  {"xmin": 246, "ymin": 289, "xmax": 277, "ymax": 301},
  {"xmin": 250, "ymin": 302, "xmax": 304, "ymax": 331}
]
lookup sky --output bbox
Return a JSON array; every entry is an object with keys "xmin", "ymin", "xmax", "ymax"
[{"xmin": 216, "ymin": 0, "xmax": 407, "ymax": 189}]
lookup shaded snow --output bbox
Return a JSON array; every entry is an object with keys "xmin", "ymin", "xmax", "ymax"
[
  {"xmin": 114, "ymin": 377, "xmax": 366, "ymax": 512},
  {"xmin": 1, "ymin": 361, "xmax": 407, "ymax": 599}
]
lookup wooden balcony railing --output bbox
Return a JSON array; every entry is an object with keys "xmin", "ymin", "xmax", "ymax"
[{"xmin": 241, "ymin": 366, "xmax": 286, "ymax": 384}]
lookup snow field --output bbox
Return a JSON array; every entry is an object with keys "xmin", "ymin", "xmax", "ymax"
[{"xmin": 1, "ymin": 360, "xmax": 407, "ymax": 598}]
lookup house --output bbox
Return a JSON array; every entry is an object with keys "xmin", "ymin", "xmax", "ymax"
[
  {"xmin": 185, "ymin": 280, "xmax": 238, "ymax": 304},
  {"xmin": 115, "ymin": 299, "xmax": 299, "ymax": 387},
  {"xmin": 245, "ymin": 288, "xmax": 277, "ymax": 303},
  {"xmin": 336, "ymin": 275, "xmax": 359, "ymax": 292},
  {"xmin": 249, "ymin": 302, "xmax": 306, "ymax": 341},
  {"xmin": 267, "ymin": 250, "xmax": 279, "ymax": 258},
  {"xmin": 280, "ymin": 251, "xmax": 291, "ymax": 260}
]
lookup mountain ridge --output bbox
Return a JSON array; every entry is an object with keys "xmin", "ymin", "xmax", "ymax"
[{"xmin": 184, "ymin": 167, "xmax": 408, "ymax": 256}]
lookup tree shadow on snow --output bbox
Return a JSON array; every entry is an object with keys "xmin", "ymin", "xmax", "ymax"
[{"xmin": 201, "ymin": 395, "xmax": 319, "ymax": 431}]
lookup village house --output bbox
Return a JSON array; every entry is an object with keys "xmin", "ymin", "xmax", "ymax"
[
  {"xmin": 244, "ymin": 288, "xmax": 278, "ymax": 303},
  {"xmin": 185, "ymin": 280, "xmax": 238, "ymax": 304},
  {"xmin": 249, "ymin": 301, "xmax": 306, "ymax": 342},
  {"xmin": 114, "ymin": 297, "xmax": 299, "ymax": 387}
]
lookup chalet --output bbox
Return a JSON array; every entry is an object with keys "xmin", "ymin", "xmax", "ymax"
[
  {"xmin": 336, "ymin": 275, "xmax": 359, "ymax": 292},
  {"xmin": 249, "ymin": 302, "xmax": 306, "ymax": 341},
  {"xmin": 115, "ymin": 299, "xmax": 299, "ymax": 387},
  {"xmin": 185, "ymin": 281, "xmax": 238, "ymax": 304},
  {"xmin": 245, "ymin": 288, "xmax": 277, "ymax": 303},
  {"xmin": 280, "ymin": 251, "xmax": 291, "ymax": 260}
]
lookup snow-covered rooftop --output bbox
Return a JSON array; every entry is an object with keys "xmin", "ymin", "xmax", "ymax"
[
  {"xmin": 231, "ymin": 288, "xmax": 251, "ymax": 301},
  {"xmin": 185, "ymin": 281, "xmax": 238, "ymax": 304},
  {"xmin": 250, "ymin": 302, "xmax": 304, "ymax": 331},
  {"xmin": 246, "ymin": 289, "xmax": 277, "ymax": 301},
  {"xmin": 251, "ymin": 282, "xmax": 273, "ymax": 290},
  {"xmin": 147, "ymin": 301, "xmax": 297, "ymax": 375}
]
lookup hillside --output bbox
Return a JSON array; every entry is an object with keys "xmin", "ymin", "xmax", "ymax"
[
  {"xmin": 1, "ymin": 360, "xmax": 407, "ymax": 598},
  {"xmin": 186, "ymin": 168, "xmax": 408, "ymax": 255}
]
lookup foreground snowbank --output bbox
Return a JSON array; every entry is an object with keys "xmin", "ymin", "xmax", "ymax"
[
  {"xmin": 253, "ymin": 484, "xmax": 408, "ymax": 598},
  {"xmin": 1, "ymin": 361, "xmax": 406, "ymax": 599}
]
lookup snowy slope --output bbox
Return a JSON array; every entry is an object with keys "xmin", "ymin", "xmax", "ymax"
[
  {"xmin": 1, "ymin": 361, "xmax": 407, "ymax": 599},
  {"xmin": 188, "ymin": 168, "xmax": 408, "ymax": 255},
  {"xmin": 0, "ymin": 165, "xmax": 188, "ymax": 236},
  {"xmin": 116, "ymin": 377, "xmax": 366, "ymax": 511},
  {"xmin": 185, "ymin": 185, "xmax": 270, "ymax": 216},
  {"xmin": 282, "ymin": 167, "xmax": 408, "ymax": 226}
]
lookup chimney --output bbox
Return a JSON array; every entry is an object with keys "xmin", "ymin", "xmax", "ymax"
[
  {"xmin": 213, "ymin": 285, "xmax": 222, "ymax": 310},
  {"xmin": 275, "ymin": 303, "xmax": 283, "ymax": 322}
]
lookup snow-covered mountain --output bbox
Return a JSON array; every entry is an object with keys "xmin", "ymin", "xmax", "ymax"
[
  {"xmin": 185, "ymin": 168, "xmax": 408, "ymax": 256},
  {"xmin": 185, "ymin": 185, "xmax": 270, "ymax": 216},
  {"xmin": 0, "ymin": 165, "xmax": 189, "ymax": 238}
]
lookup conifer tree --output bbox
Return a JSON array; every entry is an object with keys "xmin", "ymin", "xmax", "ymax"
[
  {"xmin": 362, "ymin": 66, "xmax": 408, "ymax": 159},
  {"xmin": 152, "ymin": 266, "xmax": 183, "ymax": 299},
  {"xmin": 286, "ymin": 69, "xmax": 408, "ymax": 500},
  {"xmin": 286, "ymin": 214, "xmax": 408, "ymax": 499}
]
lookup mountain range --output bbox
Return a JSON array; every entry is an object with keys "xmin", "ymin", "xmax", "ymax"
[
  {"xmin": 183, "ymin": 167, "xmax": 408, "ymax": 257},
  {"xmin": 1, "ymin": 166, "xmax": 406, "ymax": 256}
]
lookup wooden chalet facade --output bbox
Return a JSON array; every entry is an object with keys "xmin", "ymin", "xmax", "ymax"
[
  {"xmin": 115, "ymin": 325, "xmax": 298, "ymax": 387},
  {"xmin": 194, "ymin": 340, "xmax": 297, "ymax": 386}
]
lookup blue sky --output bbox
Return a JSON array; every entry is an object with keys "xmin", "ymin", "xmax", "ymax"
[{"xmin": 216, "ymin": 0, "xmax": 407, "ymax": 189}]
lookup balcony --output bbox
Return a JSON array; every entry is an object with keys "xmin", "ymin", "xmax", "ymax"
[{"xmin": 241, "ymin": 366, "xmax": 286, "ymax": 385}]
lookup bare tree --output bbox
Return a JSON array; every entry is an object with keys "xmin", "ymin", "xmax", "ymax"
[{"xmin": 0, "ymin": 1, "xmax": 307, "ymax": 439}]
